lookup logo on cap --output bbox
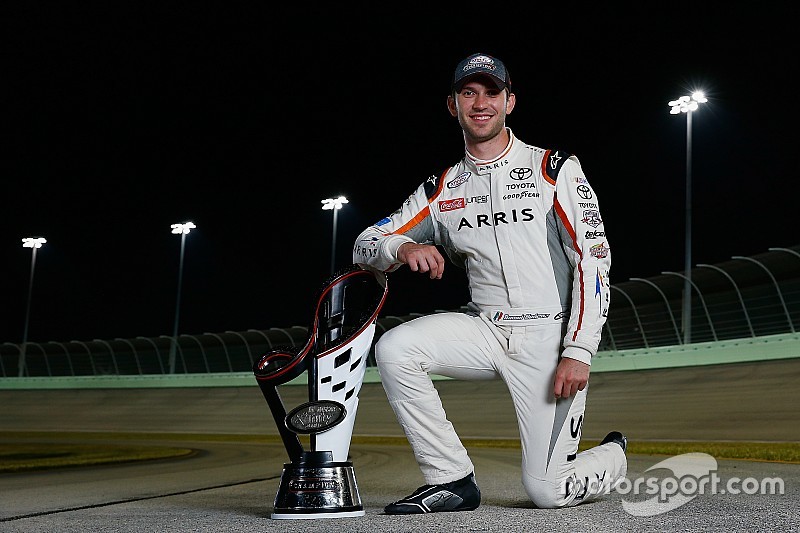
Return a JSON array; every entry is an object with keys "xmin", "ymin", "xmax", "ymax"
[
  {"xmin": 463, "ymin": 55, "xmax": 497, "ymax": 73},
  {"xmin": 453, "ymin": 53, "xmax": 509, "ymax": 92}
]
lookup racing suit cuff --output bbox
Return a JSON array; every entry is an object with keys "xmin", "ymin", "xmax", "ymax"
[
  {"xmin": 561, "ymin": 346, "xmax": 592, "ymax": 366},
  {"xmin": 384, "ymin": 234, "xmax": 416, "ymax": 263}
]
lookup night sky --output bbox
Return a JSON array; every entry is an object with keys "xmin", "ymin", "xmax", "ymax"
[{"xmin": 4, "ymin": 4, "xmax": 798, "ymax": 344}]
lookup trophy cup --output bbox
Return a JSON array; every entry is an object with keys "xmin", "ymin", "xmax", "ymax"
[{"xmin": 253, "ymin": 264, "xmax": 388, "ymax": 519}]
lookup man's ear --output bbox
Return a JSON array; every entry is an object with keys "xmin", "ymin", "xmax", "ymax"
[
  {"xmin": 447, "ymin": 95, "xmax": 458, "ymax": 117},
  {"xmin": 506, "ymin": 92, "xmax": 516, "ymax": 114}
]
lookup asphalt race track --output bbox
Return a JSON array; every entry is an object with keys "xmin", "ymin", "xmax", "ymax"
[{"xmin": 1, "ymin": 359, "xmax": 798, "ymax": 532}]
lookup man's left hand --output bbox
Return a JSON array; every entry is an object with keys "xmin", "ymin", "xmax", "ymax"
[{"xmin": 553, "ymin": 357, "xmax": 590, "ymax": 399}]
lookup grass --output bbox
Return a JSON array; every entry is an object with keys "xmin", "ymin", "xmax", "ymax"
[
  {"xmin": 461, "ymin": 437, "xmax": 800, "ymax": 464},
  {"xmin": 2, "ymin": 431, "xmax": 798, "ymax": 473},
  {"xmin": 0, "ymin": 441, "xmax": 196, "ymax": 473},
  {"xmin": 612, "ymin": 440, "xmax": 800, "ymax": 464},
  {"xmin": 355, "ymin": 436, "xmax": 800, "ymax": 464}
]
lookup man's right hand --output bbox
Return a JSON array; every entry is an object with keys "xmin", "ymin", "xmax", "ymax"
[{"xmin": 397, "ymin": 243, "xmax": 445, "ymax": 279}]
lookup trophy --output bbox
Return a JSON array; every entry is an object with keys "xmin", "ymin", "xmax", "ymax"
[{"xmin": 253, "ymin": 264, "xmax": 388, "ymax": 519}]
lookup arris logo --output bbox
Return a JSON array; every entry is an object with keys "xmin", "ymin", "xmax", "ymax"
[{"xmin": 457, "ymin": 208, "xmax": 534, "ymax": 229}]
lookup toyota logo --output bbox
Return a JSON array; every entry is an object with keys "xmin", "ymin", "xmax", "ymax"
[
  {"xmin": 509, "ymin": 167, "xmax": 533, "ymax": 181},
  {"xmin": 576, "ymin": 185, "xmax": 593, "ymax": 199}
]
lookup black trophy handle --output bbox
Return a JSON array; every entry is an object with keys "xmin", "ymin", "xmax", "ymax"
[
  {"xmin": 308, "ymin": 267, "xmax": 348, "ymax": 451},
  {"xmin": 257, "ymin": 381, "xmax": 303, "ymax": 462}
]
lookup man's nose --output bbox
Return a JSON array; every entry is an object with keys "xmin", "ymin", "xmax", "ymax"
[{"xmin": 472, "ymin": 93, "xmax": 490, "ymax": 108}]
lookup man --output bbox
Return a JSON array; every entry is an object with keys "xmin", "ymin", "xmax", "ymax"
[{"xmin": 352, "ymin": 52, "xmax": 627, "ymax": 514}]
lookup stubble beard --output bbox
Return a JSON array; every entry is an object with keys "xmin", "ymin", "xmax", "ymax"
[{"xmin": 459, "ymin": 111, "xmax": 506, "ymax": 145}]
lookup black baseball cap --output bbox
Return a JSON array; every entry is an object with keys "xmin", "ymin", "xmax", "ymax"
[{"xmin": 452, "ymin": 53, "xmax": 511, "ymax": 93}]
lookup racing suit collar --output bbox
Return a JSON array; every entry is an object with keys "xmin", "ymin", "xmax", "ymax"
[{"xmin": 465, "ymin": 128, "xmax": 515, "ymax": 167}]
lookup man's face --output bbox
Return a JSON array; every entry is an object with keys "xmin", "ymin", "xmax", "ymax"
[{"xmin": 449, "ymin": 76, "xmax": 515, "ymax": 144}]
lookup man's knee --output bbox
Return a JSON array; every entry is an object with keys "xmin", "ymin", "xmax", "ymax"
[
  {"xmin": 374, "ymin": 325, "xmax": 415, "ymax": 366},
  {"xmin": 522, "ymin": 475, "xmax": 568, "ymax": 509}
]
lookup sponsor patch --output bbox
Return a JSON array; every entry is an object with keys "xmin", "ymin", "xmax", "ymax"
[
  {"xmin": 478, "ymin": 159, "xmax": 509, "ymax": 172},
  {"xmin": 424, "ymin": 175, "xmax": 439, "ymax": 199},
  {"xmin": 503, "ymin": 191, "xmax": 540, "ymax": 200},
  {"xmin": 509, "ymin": 167, "xmax": 533, "ymax": 181},
  {"xmin": 439, "ymin": 198, "xmax": 466, "ymax": 212},
  {"xmin": 590, "ymin": 242, "xmax": 610, "ymax": 259},
  {"xmin": 549, "ymin": 152, "xmax": 562, "ymax": 170},
  {"xmin": 447, "ymin": 172, "xmax": 471, "ymax": 189},
  {"xmin": 466, "ymin": 194, "xmax": 489, "ymax": 204},
  {"xmin": 492, "ymin": 311, "xmax": 551, "ymax": 322},
  {"xmin": 506, "ymin": 182, "xmax": 536, "ymax": 191},
  {"xmin": 581, "ymin": 210, "xmax": 602, "ymax": 228},
  {"xmin": 457, "ymin": 208, "xmax": 534, "ymax": 229},
  {"xmin": 576, "ymin": 185, "xmax": 593, "ymax": 199}
]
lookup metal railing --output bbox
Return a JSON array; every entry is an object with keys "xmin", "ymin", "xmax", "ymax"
[{"xmin": 2, "ymin": 246, "xmax": 798, "ymax": 377}]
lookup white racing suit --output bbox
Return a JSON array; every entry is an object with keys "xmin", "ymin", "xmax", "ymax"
[{"xmin": 352, "ymin": 129, "xmax": 626, "ymax": 508}]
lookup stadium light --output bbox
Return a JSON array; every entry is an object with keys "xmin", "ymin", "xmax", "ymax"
[
  {"xmin": 18, "ymin": 237, "xmax": 47, "ymax": 377},
  {"xmin": 668, "ymin": 90, "xmax": 707, "ymax": 344},
  {"xmin": 169, "ymin": 222, "xmax": 196, "ymax": 374},
  {"xmin": 322, "ymin": 196, "xmax": 349, "ymax": 275}
]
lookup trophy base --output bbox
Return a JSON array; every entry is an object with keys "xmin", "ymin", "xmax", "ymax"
[{"xmin": 271, "ymin": 451, "xmax": 365, "ymax": 520}]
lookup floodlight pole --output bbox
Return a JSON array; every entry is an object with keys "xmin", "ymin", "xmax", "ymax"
[
  {"xmin": 669, "ymin": 92, "xmax": 707, "ymax": 344},
  {"xmin": 322, "ymin": 196, "xmax": 349, "ymax": 276},
  {"xmin": 169, "ymin": 222, "xmax": 196, "ymax": 374},
  {"xmin": 684, "ymin": 110, "xmax": 693, "ymax": 345},
  {"xmin": 18, "ymin": 237, "xmax": 46, "ymax": 377}
]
